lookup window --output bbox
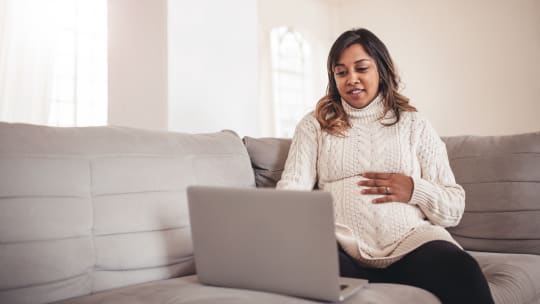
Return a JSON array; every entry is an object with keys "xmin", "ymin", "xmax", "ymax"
[
  {"xmin": 0, "ymin": 0, "xmax": 107, "ymax": 127},
  {"xmin": 270, "ymin": 27, "xmax": 311, "ymax": 138},
  {"xmin": 48, "ymin": 0, "xmax": 108, "ymax": 126}
]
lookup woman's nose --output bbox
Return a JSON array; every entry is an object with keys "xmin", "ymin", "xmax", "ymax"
[{"xmin": 346, "ymin": 73, "xmax": 360, "ymax": 85}]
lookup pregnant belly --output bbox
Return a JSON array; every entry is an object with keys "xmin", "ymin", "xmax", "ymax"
[{"xmin": 324, "ymin": 177, "xmax": 427, "ymax": 249}]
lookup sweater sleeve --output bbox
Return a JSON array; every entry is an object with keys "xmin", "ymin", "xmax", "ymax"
[
  {"xmin": 276, "ymin": 114, "xmax": 320, "ymax": 190},
  {"xmin": 409, "ymin": 117, "xmax": 465, "ymax": 227}
]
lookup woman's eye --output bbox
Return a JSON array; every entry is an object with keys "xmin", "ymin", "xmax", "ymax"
[
  {"xmin": 356, "ymin": 67, "xmax": 368, "ymax": 72},
  {"xmin": 334, "ymin": 70, "xmax": 346, "ymax": 76}
]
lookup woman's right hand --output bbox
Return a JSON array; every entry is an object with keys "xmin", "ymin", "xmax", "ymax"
[{"xmin": 358, "ymin": 172, "xmax": 414, "ymax": 204}]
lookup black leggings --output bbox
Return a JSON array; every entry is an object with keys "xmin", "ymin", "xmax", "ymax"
[{"xmin": 339, "ymin": 240, "xmax": 494, "ymax": 304}]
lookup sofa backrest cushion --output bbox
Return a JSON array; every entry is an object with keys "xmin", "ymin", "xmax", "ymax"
[
  {"xmin": 243, "ymin": 136, "xmax": 292, "ymax": 187},
  {"xmin": 243, "ymin": 132, "xmax": 540, "ymax": 255},
  {"xmin": 442, "ymin": 132, "xmax": 540, "ymax": 255},
  {"xmin": 0, "ymin": 123, "xmax": 255, "ymax": 304}
]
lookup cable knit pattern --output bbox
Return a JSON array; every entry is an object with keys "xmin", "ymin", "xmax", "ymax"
[{"xmin": 277, "ymin": 96, "xmax": 465, "ymax": 268}]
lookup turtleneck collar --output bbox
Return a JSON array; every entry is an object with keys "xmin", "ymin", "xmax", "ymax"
[{"xmin": 341, "ymin": 94, "xmax": 385, "ymax": 123}]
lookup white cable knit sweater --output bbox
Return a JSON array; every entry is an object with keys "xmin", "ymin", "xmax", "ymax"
[{"xmin": 276, "ymin": 95, "xmax": 465, "ymax": 268}]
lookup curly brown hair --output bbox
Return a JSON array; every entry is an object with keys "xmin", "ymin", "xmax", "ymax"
[{"xmin": 315, "ymin": 28, "xmax": 416, "ymax": 136}]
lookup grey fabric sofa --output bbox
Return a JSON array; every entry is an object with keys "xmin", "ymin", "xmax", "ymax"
[{"xmin": 0, "ymin": 122, "xmax": 538, "ymax": 304}]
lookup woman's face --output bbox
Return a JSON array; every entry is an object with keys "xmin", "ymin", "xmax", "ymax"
[{"xmin": 333, "ymin": 43, "xmax": 380, "ymax": 108}]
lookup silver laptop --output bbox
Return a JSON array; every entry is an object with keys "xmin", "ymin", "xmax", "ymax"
[{"xmin": 186, "ymin": 185, "xmax": 367, "ymax": 302}]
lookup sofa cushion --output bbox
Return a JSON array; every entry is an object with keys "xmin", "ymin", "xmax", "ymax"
[
  {"xmin": 470, "ymin": 251, "xmax": 540, "ymax": 304},
  {"xmin": 53, "ymin": 275, "xmax": 440, "ymax": 304},
  {"xmin": 0, "ymin": 123, "xmax": 255, "ymax": 304},
  {"xmin": 442, "ymin": 132, "xmax": 540, "ymax": 255},
  {"xmin": 243, "ymin": 136, "xmax": 291, "ymax": 187}
]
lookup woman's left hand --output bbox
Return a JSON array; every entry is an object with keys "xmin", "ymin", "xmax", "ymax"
[{"xmin": 358, "ymin": 172, "xmax": 414, "ymax": 203}]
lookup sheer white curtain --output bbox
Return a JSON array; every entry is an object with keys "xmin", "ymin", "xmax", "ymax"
[
  {"xmin": 0, "ymin": 0, "xmax": 107, "ymax": 126},
  {"xmin": 0, "ymin": 0, "xmax": 57, "ymax": 124}
]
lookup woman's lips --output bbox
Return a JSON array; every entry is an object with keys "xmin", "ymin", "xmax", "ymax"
[{"xmin": 348, "ymin": 89, "xmax": 365, "ymax": 96}]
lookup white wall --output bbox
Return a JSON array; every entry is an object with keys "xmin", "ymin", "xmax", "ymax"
[
  {"xmin": 106, "ymin": 0, "xmax": 539, "ymax": 136},
  {"xmin": 108, "ymin": 0, "xmax": 168, "ymax": 131},
  {"xmin": 332, "ymin": 0, "xmax": 540, "ymax": 136},
  {"xmin": 258, "ymin": 0, "xmax": 334, "ymax": 136},
  {"xmin": 168, "ymin": 0, "xmax": 258, "ymax": 137}
]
